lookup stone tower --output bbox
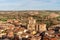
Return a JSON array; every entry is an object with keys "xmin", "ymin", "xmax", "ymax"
[
  {"xmin": 28, "ymin": 17, "xmax": 36, "ymax": 31},
  {"xmin": 39, "ymin": 23, "xmax": 47, "ymax": 32}
]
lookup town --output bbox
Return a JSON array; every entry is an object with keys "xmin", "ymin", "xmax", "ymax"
[{"xmin": 0, "ymin": 11, "xmax": 60, "ymax": 40}]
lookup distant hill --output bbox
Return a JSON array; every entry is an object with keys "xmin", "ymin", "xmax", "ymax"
[{"xmin": 0, "ymin": 11, "xmax": 60, "ymax": 20}]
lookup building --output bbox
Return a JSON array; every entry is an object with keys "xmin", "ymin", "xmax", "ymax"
[
  {"xmin": 28, "ymin": 17, "xmax": 36, "ymax": 31},
  {"xmin": 38, "ymin": 23, "xmax": 47, "ymax": 32},
  {"xmin": 28, "ymin": 17, "xmax": 47, "ymax": 32}
]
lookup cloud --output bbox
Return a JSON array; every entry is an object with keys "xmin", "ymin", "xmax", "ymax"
[
  {"xmin": 19, "ymin": 0, "xmax": 58, "ymax": 8},
  {"xmin": 29, "ymin": 0, "xmax": 58, "ymax": 5},
  {"xmin": 0, "ymin": 0, "xmax": 60, "ymax": 10}
]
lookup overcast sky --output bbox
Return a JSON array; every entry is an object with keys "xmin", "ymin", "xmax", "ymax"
[{"xmin": 0, "ymin": 0, "xmax": 60, "ymax": 10}]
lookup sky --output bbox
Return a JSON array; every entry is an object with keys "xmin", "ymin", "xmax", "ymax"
[{"xmin": 0, "ymin": 0, "xmax": 60, "ymax": 10}]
